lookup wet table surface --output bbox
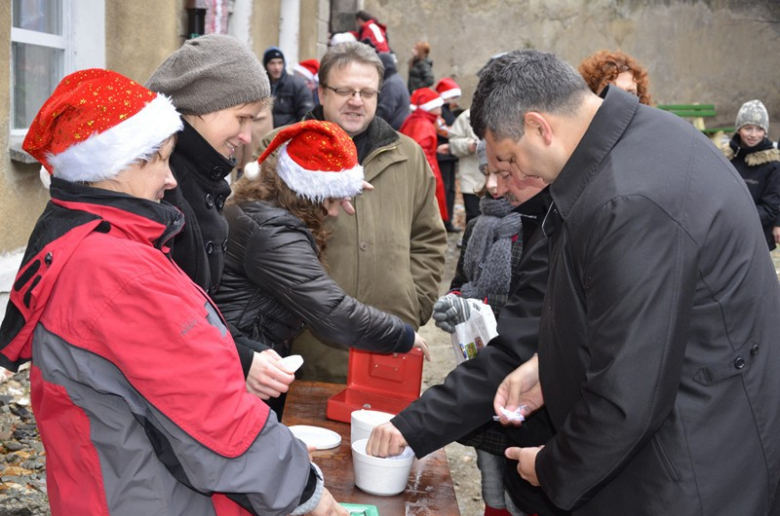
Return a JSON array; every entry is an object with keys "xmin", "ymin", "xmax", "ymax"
[{"xmin": 282, "ymin": 381, "xmax": 461, "ymax": 516}]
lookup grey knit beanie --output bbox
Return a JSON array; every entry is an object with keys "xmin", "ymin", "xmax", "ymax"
[
  {"xmin": 146, "ymin": 35, "xmax": 270, "ymax": 115},
  {"xmin": 735, "ymin": 100, "xmax": 769, "ymax": 133}
]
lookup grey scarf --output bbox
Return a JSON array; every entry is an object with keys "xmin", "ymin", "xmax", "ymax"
[{"xmin": 460, "ymin": 196, "xmax": 522, "ymax": 299}]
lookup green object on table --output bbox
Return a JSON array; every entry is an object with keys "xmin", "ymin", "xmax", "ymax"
[{"xmin": 340, "ymin": 503, "xmax": 380, "ymax": 516}]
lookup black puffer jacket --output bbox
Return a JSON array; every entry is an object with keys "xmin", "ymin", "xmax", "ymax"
[
  {"xmin": 214, "ymin": 201, "xmax": 415, "ymax": 355},
  {"xmin": 407, "ymin": 57, "xmax": 434, "ymax": 93}
]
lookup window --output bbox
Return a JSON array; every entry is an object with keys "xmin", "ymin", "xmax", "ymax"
[
  {"xmin": 11, "ymin": 0, "xmax": 67, "ymax": 134},
  {"xmin": 9, "ymin": 0, "xmax": 105, "ymax": 139}
]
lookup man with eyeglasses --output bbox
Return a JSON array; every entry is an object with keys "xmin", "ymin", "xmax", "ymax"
[{"xmin": 260, "ymin": 41, "xmax": 447, "ymax": 382}]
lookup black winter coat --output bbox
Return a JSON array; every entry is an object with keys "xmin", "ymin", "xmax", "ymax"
[
  {"xmin": 164, "ymin": 120, "xmax": 232, "ymax": 296},
  {"xmin": 376, "ymin": 53, "xmax": 410, "ymax": 130},
  {"xmin": 214, "ymin": 201, "xmax": 415, "ymax": 355},
  {"xmin": 270, "ymin": 72, "xmax": 315, "ymax": 128},
  {"xmin": 538, "ymin": 87, "xmax": 780, "ymax": 514},
  {"xmin": 407, "ymin": 57, "xmax": 434, "ymax": 93},
  {"xmin": 163, "ymin": 120, "xmax": 261, "ymax": 375},
  {"xmin": 391, "ymin": 189, "xmax": 565, "ymax": 516},
  {"xmin": 724, "ymin": 135, "xmax": 780, "ymax": 250}
]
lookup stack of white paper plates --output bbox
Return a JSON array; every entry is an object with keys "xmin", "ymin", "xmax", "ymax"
[{"xmin": 289, "ymin": 425, "xmax": 342, "ymax": 450}]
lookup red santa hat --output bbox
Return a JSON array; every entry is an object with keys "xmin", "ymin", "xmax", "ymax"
[
  {"xmin": 410, "ymin": 87, "xmax": 443, "ymax": 113},
  {"xmin": 23, "ymin": 68, "xmax": 182, "ymax": 184},
  {"xmin": 257, "ymin": 120, "xmax": 364, "ymax": 202},
  {"xmin": 293, "ymin": 59, "xmax": 320, "ymax": 83},
  {"xmin": 435, "ymin": 77, "xmax": 462, "ymax": 100}
]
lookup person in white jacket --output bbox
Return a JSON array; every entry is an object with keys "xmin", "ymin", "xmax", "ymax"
[{"xmin": 448, "ymin": 109, "xmax": 486, "ymax": 223}]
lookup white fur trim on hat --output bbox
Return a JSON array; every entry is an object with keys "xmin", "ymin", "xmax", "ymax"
[
  {"xmin": 440, "ymin": 88, "xmax": 462, "ymax": 100},
  {"xmin": 419, "ymin": 96, "xmax": 444, "ymax": 112},
  {"xmin": 293, "ymin": 64, "xmax": 315, "ymax": 82},
  {"xmin": 276, "ymin": 144, "xmax": 364, "ymax": 202},
  {"xmin": 47, "ymin": 94, "xmax": 183, "ymax": 183}
]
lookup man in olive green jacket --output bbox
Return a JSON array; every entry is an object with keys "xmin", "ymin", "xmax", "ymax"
[{"xmin": 258, "ymin": 42, "xmax": 447, "ymax": 382}]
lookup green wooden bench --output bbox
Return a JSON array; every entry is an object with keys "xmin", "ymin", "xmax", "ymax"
[{"xmin": 657, "ymin": 103, "xmax": 734, "ymax": 136}]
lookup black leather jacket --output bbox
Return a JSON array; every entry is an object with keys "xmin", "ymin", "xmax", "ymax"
[{"xmin": 214, "ymin": 201, "xmax": 414, "ymax": 355}]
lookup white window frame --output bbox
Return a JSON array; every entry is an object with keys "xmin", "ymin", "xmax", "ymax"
[{"xmin": 9, "ymin": 0, "xmax": 105, "ymax": 139}]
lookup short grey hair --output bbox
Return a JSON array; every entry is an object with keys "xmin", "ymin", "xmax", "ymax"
[
  {"xmin": 470, "ymin": 49, "xmax": 589, "ymax": 140},
  {"xmin": 318, "ymin": 42, "xmax": 385, "ymax": 91}
]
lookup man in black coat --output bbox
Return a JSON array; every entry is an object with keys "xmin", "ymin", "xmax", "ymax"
[
  {"xmin": 469, "ymin": 49, "xmax": 780, "ymax": 515},
  {"xmin": 263, "ymin": 47, "xmax": 315, "ymax": 128},
  {"xmin": 376, "ymin": 52, "xmax": 410, "ymax": 130},
  {"xmin": 366, "ymin": 176, "xmax": 566, "ymax": 515}
]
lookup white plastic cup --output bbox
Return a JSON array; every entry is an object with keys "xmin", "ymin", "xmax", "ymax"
[
  {"xmin": 351, "ymin": 438, "xmax": 414, "ymax": 496},
  {"xmin": 350, "ymin": 409, "xmax": 394, "ymax": 444}
]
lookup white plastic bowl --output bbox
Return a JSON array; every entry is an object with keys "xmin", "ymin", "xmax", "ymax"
[
  {"xmin": 350, "ymin": 409, "xmax": 394, "ymax": 444},
  {"xmin": 351, "ymin": 438, "xmax": 414, "ymax": 496}
]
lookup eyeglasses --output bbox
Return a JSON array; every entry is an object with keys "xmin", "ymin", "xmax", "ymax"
[{"xmin": 323, "ymin": 85, "xmax": 380, "ymax": 100}]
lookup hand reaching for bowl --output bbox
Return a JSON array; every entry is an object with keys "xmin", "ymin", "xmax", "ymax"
[{"xmin": 365, "ymin": 421, "xmax": 408, "ymax": 458}]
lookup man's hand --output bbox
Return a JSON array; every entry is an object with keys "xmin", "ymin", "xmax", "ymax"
[
  {"xmin": 431, "ymin": 294, "xmax": 474, "ymax": 333},
  {"xmin": 340, "ymin": 181, "xmax": 374, "ymax": 216},
  {"xmin": 412, "ymin": 332, "xmax": 431, "ymax": 361},
  {"xmin": 773, "ymin": 226, "xmax": 780, "ymax": 244},
  {"xmin": 494, "ymin": 354, "xmax": 544, "ymax": 425},
  {"xmin": 308, "ymin": 487, "xmax": 349, "ymax": 515},
  {"xmin": 505, "ymin": 446, "xmax": 543, "ymax": 486},
  {"xmin": 246, "ymin": 350, "xmax": 295, "ymax": 399},
  {"xmin": 365, "ymin": 422, "xmax": 409, "ymax": 458}
]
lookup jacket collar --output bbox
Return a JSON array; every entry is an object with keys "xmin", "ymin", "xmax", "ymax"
[
  {"xmin": 550, "ymin": 86, "xmax": 640, "ymax": 221},
  {"xmin": 174, "ymin": 120, "xmax": 236, "ymax": 182},
  {"xmin": 50, "ymin": 177, "xmax": 184, "ymax": 250},
  {"xmin": 306, "ymin": 105, "xmax": 399, "ymax": 163}
]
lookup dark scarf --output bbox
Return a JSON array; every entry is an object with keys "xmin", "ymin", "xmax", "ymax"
[{"xmin": 460, "ymin": 196, "xmax": 522, "ymax": 299}]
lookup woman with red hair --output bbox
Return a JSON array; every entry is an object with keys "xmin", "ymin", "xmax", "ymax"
[{"xmin": 578, "ymin": 49, "xmax": 652, "ymax": 105}]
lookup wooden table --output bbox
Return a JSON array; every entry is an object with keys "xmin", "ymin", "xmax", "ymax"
[{"xmin": 283, "ymin": 381, "xmax": 462, "ymax": 515}]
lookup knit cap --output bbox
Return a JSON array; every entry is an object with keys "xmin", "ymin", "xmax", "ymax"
[
  {"xmin": 735, "ymin": 100, "xmax": 769, "ymax": 133},
  {"xmin": 263, "ymin": 47, "xmax": 285, "ymax": 68},
  {"xmin": 146, "ymin": 35, "xmax": 269, "ymax": 116}
]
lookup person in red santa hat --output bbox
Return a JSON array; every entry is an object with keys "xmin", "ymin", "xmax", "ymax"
[
  {"xmin": 213, "ymin": 120, "xmax": 430, "ymax": 416},
  {"xmin": 435, "ymin": 77, "xmax": 464, "ymax": 233},
  {"xmin": 400, "ymin": 88, "xmax": 449, "ymax": 223},
  {"xmin": 293, "ymin": 58, "xmax": 321, "ymax": 105},
  {"xmin": 0, "ymin": 69, "xmax": 347, "ymax": 516}
]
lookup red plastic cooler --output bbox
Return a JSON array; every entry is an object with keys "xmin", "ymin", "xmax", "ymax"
[{"xmin": 326, "ymin": 348, "xmax": 424, "ymax": 423}]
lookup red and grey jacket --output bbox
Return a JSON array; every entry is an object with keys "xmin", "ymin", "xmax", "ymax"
[{"xmin": 0, "ymin": 178, "xmax": 322, "ymax": 516}]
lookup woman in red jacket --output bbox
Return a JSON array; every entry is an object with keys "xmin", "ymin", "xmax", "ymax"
[{"xmin": 399, "ymin": 87, "xmax": 449, "ymax": 222}]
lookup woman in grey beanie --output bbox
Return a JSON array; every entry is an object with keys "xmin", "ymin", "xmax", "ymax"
[{"xmin": 145, "ymin": 35, "xmax": 292, "ymax": 402}]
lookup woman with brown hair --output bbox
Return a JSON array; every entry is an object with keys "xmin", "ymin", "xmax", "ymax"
[
  {"xmin": 213, "ymin": 120, "xmax": 430, "ymax": 416},
  {"xmin": 408, "ymin": 40, "xmax": 435, "ymax": 93},
  {"xmin": 578, "ymin": 49, "xmax": 652, "ymax": 105}
]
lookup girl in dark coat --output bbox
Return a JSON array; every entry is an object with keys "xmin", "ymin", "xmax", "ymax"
[
  {"xmin": 213, "ymin": 120, "xmax": 430, "ymax": 416},
  {"xmin": 722, "ymin": 99, "xmax": 780, "ymax": 250}
]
